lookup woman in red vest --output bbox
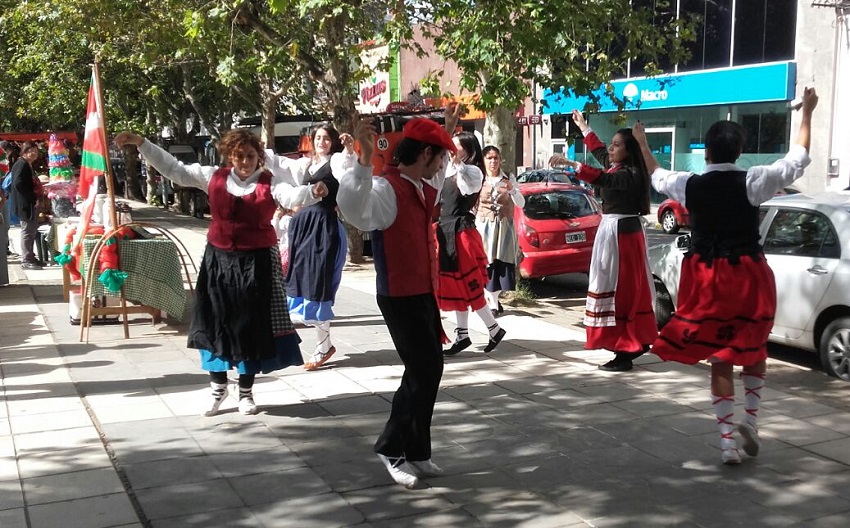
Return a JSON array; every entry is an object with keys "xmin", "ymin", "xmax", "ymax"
[{"xmin": 114, "ymin": 129, "xmax": 305, "ymax": 416}]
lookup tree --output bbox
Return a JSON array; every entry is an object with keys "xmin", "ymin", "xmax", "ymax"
[{"xmin": 395, "ymin": 0, "xmax": 694, "ymax": 174}]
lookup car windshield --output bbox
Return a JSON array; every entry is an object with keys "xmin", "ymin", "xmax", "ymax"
[
  {"xmin": 523, "ymin": 190, "xmax": 595, "ymax": 220},
  {"xmin": 517, "ymin": 171, "xmax": 577, "ymax": 185}
]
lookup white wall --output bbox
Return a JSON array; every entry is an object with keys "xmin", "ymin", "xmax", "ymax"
[{"xmin": 792, "ymin": 0, "xmax": 841, "ymax": 193}]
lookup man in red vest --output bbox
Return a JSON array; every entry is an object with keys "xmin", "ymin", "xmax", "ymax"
[{"xmin": 338, "ymin": 106, "xmax": 461, "ymax": 488}]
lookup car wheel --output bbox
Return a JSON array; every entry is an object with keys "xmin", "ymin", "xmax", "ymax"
[
  {"xmin": 661, "ymin": 210, "xmax": 679, "ymax": 234},
  {"xmin": 653, "ymin": 277, "xmax": 674, "ymax": 330},
  {"xmin": 819, "ymin": 317, "xmax": 850, "ymax": 381}
]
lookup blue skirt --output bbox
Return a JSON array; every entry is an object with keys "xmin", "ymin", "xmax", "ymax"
[{"xmin": 200, "ymin": 332, "xmax": 303, "ymax": 374}]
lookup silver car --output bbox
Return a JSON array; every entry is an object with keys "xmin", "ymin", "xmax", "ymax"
[{"xmin": 649, "ymin": 192, "xmax": 850, "ymax": 381}]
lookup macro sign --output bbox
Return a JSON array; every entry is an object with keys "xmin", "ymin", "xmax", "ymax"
[{"xmin": 542, "ymin": 61, "xmax": 796, "ymax": 114}]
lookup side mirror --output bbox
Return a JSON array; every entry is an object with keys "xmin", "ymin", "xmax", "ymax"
[{"xmin": 675, "ymin": 234, "xmax": 691, "ymax": 249}]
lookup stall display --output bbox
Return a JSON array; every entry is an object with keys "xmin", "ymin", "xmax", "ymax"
[{"xmin": 46, "ymin": 134, "xmax": 77, "ymax": 218}]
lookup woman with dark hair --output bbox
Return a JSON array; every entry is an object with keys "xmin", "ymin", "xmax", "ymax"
[
  {"xmin": 476, "ymin": 145, "xmax": 524, "ymax": 316},
  {"xmin": 438, "ymin": 132, "xmax": 506, "ymax": 356},
  {"xmin": 11, "ymin": 142, "xmax": 44, "ymax": 270},
  {"xmin": 114, "ymin": 129, "xmax": 304, "ymax": 416},
  {"xmin": 265, "ymin": 124, "xmax": 357, "ymax": 371},
  {"xmin": 556, "ymin": 109, "xmax": 657, "ymax": 372}
]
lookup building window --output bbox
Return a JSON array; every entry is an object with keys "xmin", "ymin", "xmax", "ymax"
[
  {"xmin": 733, "ymin": 0, "xmax": 796, "ymax": 65},
  {"xmin": 680, "ymin": 0, "xmax": 734, "ymax": 71},
  {"xmin": 740, "ymin": 111, "xmax": 789, "ymax": 155}
]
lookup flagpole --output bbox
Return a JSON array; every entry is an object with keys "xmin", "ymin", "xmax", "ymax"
[{"xmin": 92, "ymin": 61, "xmax": 119, "ymax": 229}]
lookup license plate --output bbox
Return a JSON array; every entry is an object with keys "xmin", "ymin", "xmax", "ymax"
[{"xmin": 566, "ymin": 231, "xmax": 586, "ymax": 243}]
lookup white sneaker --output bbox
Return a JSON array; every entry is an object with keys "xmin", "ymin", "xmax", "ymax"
[
  {"xmin": 407, "ymin": 459, "xmax": 444, "ymax": 478},
  {"xmin": 238, "ymin": 396, "xmax": 258, "ymax": 415},
  {"xmin": 738, "ymin": 422, "xmax": 760, "ymax": 457},
  {"xmin": 377, "ymin": 454, "xmax": 418, "ymax": 489},
  {"xmin": 203, "ymin": 382, "xmax": 228, "ymax": 417},
  {"xmin": 721, "ymin": 446, "xmax": 741, "ymax": 465}
]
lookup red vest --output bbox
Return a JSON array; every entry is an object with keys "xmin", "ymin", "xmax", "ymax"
[
  {"xmin": 373, "ymin": 167, "xmax": 439, "ymax": 297},
  {"xmin": 207, "ymin": 167, "xmax": 277, "ymax": 251}
]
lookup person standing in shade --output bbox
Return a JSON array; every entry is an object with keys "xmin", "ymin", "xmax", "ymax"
[
  {"xmin": 476, "ymin": 145, "xmax": 524, "ymax": 316},
  {"xmin": 114, "ymin": 130, "xmax": 303, "ymax": 416},
  {"xmin": 634, "ymin": 88, "xmax": 818, "ymax": 464},
  {"xmin": 438, "ymin": 132, "xmax": 506, "ymax": 356},
  {"xmin": 10, "ymin": 142, "xmax": 44, "ymax": 270},
  {"xmin": 337, "ymin": 105, "xmax": 462, "ymax": 489},
  {"xmin": 265, "ymin": 126, "xmax": 357, "ymax": 371},
  {"xmin": 554, "ymin": 110, "xmax": 657, "ymax": 372}
]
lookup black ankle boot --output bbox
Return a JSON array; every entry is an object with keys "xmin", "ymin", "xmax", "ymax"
[{"xmin": 443, "ymin": 336, "xmax": 472, "ymax": 357}]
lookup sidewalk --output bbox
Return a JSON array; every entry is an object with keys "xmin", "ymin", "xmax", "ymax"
[{"xmin": 2, "ymin": 202, "xmax": 850, "ymax": 528}]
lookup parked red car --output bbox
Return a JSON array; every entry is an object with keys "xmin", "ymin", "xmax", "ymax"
[
  {"xmin": 515, "ymin": 182, "xmax": 602, "ymax": 279},
  {"xmin": 657, "ymin": 198, "xmax": 690, "ymax": 234}
]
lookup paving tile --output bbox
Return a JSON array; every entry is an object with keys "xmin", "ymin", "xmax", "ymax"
[
  {"xmin": 134, "ymin": 479, "xmax": 244, "ymax": 520},
  {"xmin": 9, "ymin": 409, "xmax": 92, "ymax": 434},
  {"xmin": 122, "ymin": 456, "xmax": 222, "ymax": 490},
  {"xmin": 23, "ymin": 467, "xmax": 125, "ymax": 505},
  {"xmin": 209, "ymin": 446, "xmax": 306, "ymax": 478},
  {"xmin": 763, "ymin": 418, "xmax": 846, "ymax": 447},
  {"xmin": 750, "ymin": 479, "xmax": 850, "ymax": 522},
  {"xmin": 342, "ymin": 485, "xmax": 456, "ymax": 522},
  {"xmin": 5, "ymin": 394, "xmax": 86, "ymax": 417},
  {"xmin": 251, "ymin": 491, "xmax": 365, "ymax": 528},
  {"xmin": 150, "ymin": 507, "xmax": 265, "ymax": 528},
  {"xmin": 13, "ymin": 425, "xmax": 102, "ymax": 453},
  {"xmin": 0, "ymin": 508, "xmax": 27, "ymax": 528},
  {"xmin": 369, "ymin": 507, "xmax": 480, "ymax": 528},
  {"xmin": 229, "ymin": 467, "xmax": 332, "ymax": 505},
  {"xmin": 16, "ymin": 444, "xmax": 113, "ymax": 479},
  {"xmin": 27, "ymin": 493, "xmax": 139, "ymax": 528},
  {"xmin": 761, "ymin": 396, "xmax": 838, "ymax": 419},
  {"xmin": 0, "ymin": 479, "xmax": 24, "ymax": 510},
  {"xmin": 805, "ymin": 437, "xmax": 850, "ymax": 466},
  {"xmin": 317, "ymin": 394, "xmax": 391, "ymax": 416}
]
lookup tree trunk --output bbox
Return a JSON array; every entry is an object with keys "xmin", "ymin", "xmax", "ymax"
[
  {"xmin": 323, "ymin": 15, "xmax": 364, "ymax": 263},
  {"xmin": 483, "ymin": 106, "xmax": 519, "ymax": 175},
  {"xmin": 260, "ymin": 77, "xmax": 277, "ymax": 152},
  {"xmin": 122, "ymin": 145, "xmax": 144, "ymax": 201}
]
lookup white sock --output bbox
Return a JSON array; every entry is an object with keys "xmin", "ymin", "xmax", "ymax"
[
  {"xmin": 455, "ymin": 310, "xmax": 469, "ymax": 340},
  {"xmin": 712, "ymin": 393, "xmax": 736, "ymax": 449},
  {"xmin": 741, "ymin": 372, "xmax": 765, "ymax": 429},
  {"xmin": 314, "ymin": 321, "xmax": 332, "ymax": 354},
  {"xmin": 476, "ymin": 306, "xmax": 498, "ymax": 334}
]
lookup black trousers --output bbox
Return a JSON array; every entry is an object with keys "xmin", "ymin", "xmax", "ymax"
[{"xmin": 374, "ymin": 293, "xmax": 444, "ymax": 461}]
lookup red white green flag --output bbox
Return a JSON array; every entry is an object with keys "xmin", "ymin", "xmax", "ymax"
[{"xmin": 79, "ymin": 72, "xmax": 107, "ymax": 200}]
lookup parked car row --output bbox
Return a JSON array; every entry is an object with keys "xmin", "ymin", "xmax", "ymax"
[{"xmin": 649, "ymin": 192, "xmax": 850, "ymax": 381}]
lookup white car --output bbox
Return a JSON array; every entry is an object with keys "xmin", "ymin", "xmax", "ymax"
[{"xmin": 649, "ymin": 192, "xmax": 850, "ymax": 381}]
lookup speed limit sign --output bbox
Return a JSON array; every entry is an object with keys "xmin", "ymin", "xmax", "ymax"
[{"xmin": 377, "ymin": 137, "xmax": 389, "ymax": 151}]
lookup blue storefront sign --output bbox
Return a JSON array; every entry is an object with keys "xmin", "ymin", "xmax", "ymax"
[{"xmin": 542, "ymin": 61, "xmax": 796, "ymax": 113}]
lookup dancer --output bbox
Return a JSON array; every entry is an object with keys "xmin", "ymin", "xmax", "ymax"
[
  {"xmin": 554, "ymin": 110, "xmax": 657, "ymax": 372},
  {"xmin": 337, "ymin": 105, "xmax": 462, "ymax": 489},
  {"xmin": 438, "ymin": 132, "xmax": 506, "ymax": 356},
  {"xmin": 634, "ymin": 87, "xmax": 818, "ymax": 464},
  {"xmin": 265, "ymin": 126, "xmax": 356, "ymax": 371},
  {"xmin": 114, "ymin": 130, "xmax": 303, "ymax": 416},
  {"xmin": 476, "ymin": 145, "xmax": 524, "ymax": 316},
  {"xmin": 271, "ymin": 205, "xmax": 294, "ymax": 277}
]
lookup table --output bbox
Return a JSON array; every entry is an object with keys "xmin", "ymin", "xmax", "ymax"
[{"xmin": 81, "ymin": 237, "xmax": 189, "ymax": 320}]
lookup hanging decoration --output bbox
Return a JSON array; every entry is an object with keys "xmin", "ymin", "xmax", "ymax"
[{"xmin": 46, "ymin": 134, "xmax": 77, "ymax": 218}]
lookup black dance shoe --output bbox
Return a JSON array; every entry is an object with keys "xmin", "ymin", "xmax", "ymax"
[
  {"xmin": 483, "ymin": 328, "xmax": 506, "ymax": 353},
  {"xmin": 597, "ymin": 358, "xmax": 634, "ymax": 372},
  {"xmin": 443, "ymin": 337, "xmax": 472, "ymax": 357}
]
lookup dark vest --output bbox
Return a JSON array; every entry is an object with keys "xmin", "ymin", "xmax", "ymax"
[
  {"xmin": 206, "ymin": 167, "xmax": 277, "ymax": 251},
  {"xmin": 685, "ymin": 170, "xmax": 761, "ymax": 262},
  {"xmin": 437, "ymin": 176, "xmax": 478, "ymax": 272},
  {"xmin": 372, "ymin": 167, "xmax": 438, "ymax": 297}
]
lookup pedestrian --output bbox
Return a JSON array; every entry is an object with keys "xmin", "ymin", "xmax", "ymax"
[
  {"xmin": 476, "ymin": 145, "xmax": 525, "ymax": 316},
  {"xmin": 271, "ymin": 205, "xmax": 295, "ymax": 277},
  {"xmin": 438, "ymin": 131, "xmax": 506, "ymax": 356},
  {"xmin": 113, "ymin": 130, "xmax": 303, "ymax": 416},
  {"xmin": 265, "ymin": 125, "xmax": 357, "ymax": 371},
  {"xmin": 634, "ymin": 87, "xmax": 819, "ymax": 464},
  {"xmin": 337, "ymin": 105, "xmax": 462, "ymax": 488},
  {"xmin": 10, "ymin": 141, "xmax": 45, "ymax": 270},
  {"xmin": 554, "ymin": 110, "xmax": 657, "ymax": 372}
]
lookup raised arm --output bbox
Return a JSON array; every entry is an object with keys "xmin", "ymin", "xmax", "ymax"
[
  {"xmin": 336, "ymin": 117, "xmax": 397, "ymax": 231},
  {"xmin": 114, "ymin": 132, "xmax": 215, "ymax": 192}
]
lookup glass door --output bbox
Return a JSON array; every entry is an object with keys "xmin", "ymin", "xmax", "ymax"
[{"xmin": 645, "ymin": 127, "xmax": 675, "ymax": 203}]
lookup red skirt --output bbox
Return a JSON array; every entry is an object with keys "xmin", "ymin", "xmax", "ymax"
[
  {"xmin": 653, "ymin": 254, "xmax": 774, "ymax": 366},
  {"xmin": 586, "ymin": 230, "xmax": 657, "ymax": 352},
  {"xmin": 437, "ymin": 228, "xmax": 489, "ymax": 312}
]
